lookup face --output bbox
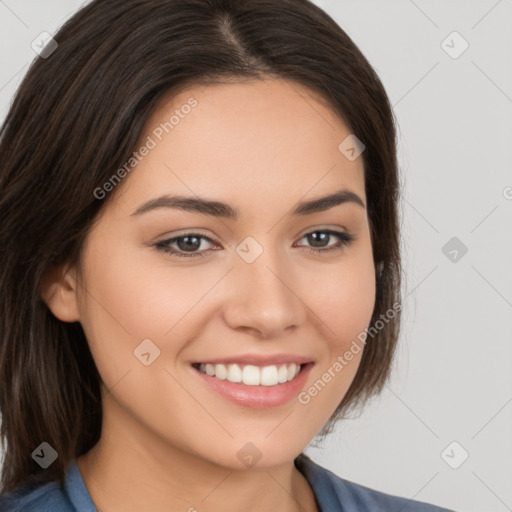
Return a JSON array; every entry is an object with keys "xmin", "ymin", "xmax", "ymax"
[{"xmin": 62, "ymin": 78, "xmax": 376, "ymax": 470}]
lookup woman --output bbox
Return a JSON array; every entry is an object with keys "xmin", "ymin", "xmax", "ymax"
[{"xmin": 0, "ymin": 0, "xmax": 454, "ymax": 510}]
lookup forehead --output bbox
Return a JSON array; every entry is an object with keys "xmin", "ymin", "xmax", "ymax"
[{"xmin": 113, "ymin": 79, "xmax": 366, "ymax": 215}]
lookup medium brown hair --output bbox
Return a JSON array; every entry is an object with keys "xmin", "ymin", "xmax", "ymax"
[{"xmin": 0, "ymin": 0, "xmax": 402, "ymax": 494}]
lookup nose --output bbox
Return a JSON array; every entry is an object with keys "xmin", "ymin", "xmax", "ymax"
[{"xmin": 222, "ymin": 245, "xmax": 306, "ymax": 339}]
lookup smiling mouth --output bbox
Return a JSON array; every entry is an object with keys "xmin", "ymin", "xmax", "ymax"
[{"xmin": 191, "ymin": 362, "xmax": 305, "ymax": 386}]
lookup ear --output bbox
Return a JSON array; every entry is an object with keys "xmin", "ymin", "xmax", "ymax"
[{"xmin": 40, "ymin": 263, "xmax": 81, "ymax": 322}]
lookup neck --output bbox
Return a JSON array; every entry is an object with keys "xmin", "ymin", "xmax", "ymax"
[{"xmin": 76, "ymin": 404, "xmax": 319, "ymax": 512}]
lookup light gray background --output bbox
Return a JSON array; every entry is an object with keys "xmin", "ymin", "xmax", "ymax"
[{"xmin": 1, "ymin": 1, "xmax": 511, "ymax": 511}]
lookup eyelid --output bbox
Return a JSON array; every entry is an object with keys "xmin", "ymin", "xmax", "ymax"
[
  {"xmin": 154, "ymin": 228, "xmax": 218, "ymax": 244},
  {"xmin": 296, "ymin": 224, "xmax": 349, "ymax": 238}
]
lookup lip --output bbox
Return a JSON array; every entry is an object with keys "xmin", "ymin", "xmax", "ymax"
[
  {"xmin": 191, "ymin": 353, "xmax": 314, "ymax": 367},
  {"xmin": 191, "ymin": 362, "xmax": 314, "ymax": 409}
]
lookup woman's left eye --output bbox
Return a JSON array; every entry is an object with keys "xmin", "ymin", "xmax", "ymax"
[
  {"xmin": 296, "ymin": 229, "xmax": 356, "ymax": 255},
  {"xmin": 154, "ymin": 229, "xmax": 356, "ymax": 259},
  {"xmin": 154, "ymin": 233, "xmax": 218, "ymax": 259}
]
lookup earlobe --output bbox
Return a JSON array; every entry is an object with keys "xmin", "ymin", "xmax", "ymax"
[{"xmin": 40, "ymin": 263, "xmax": 81, "ymax": 322}]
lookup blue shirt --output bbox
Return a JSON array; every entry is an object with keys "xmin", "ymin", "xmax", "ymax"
[{"xmin": 0, "ymin": 453, "xmax": 455, "ymax": 511}]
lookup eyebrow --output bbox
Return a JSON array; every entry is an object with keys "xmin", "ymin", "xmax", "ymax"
[{"xmin": 130, "ymin": 188, "xmax": 366, "ymax": 219}]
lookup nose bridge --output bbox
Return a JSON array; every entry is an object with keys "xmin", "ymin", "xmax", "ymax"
[{"xmin": 223, "ymin": 235, "xmax": 304, "ymax": 336}]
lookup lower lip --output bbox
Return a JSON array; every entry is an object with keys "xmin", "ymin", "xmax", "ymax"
[{"xmin": 191, "ymin": 363, "xmax": 314, "ymax": 409}]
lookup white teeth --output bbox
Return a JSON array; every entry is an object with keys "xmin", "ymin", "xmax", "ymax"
[
  {"xmin": 227, "ymin": 364, "xmax": 243, "ymax": 383},
  {"xmin": 243, "ymin": 365, "xmax": 260, "ymax": 385},
  {"xmin": 214, "ymin": 363, "xmax": 227, "ymax": 380},
  {"xmin": 260, "ymin": 365, "xmax": 278, "ymax": 386},
  {"xmin": 277, "ymin": 364, "xmax": 289, "ymax": 383},
  {"xmin": 197, "ymin": 362, "xmax": 303, "ymax": 386}
]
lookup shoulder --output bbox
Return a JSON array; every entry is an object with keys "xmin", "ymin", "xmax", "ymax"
[
  {"xmin": 295, "ymin": 454, "xmax": 455, "ymax": 512},
  {"xmin": 0, "ymin": 480, "xmax": 75, "ymax": 512},
  {"xmin": 0, "ymin": 459, "xmax": 94, "ymax": 512}
]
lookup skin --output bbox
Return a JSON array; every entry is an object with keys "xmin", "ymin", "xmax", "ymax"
[{"xmin": 42, "ymin": 78, "xmax": 376, "ymax": 512}]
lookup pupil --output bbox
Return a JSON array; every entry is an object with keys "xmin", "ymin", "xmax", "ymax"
[
  {"xmin": 178, "ymin": 236, "xmax": 200, "ymax": 251},
  {"xmin": 309, "ymin": 232, "xmax": 327, "ymax": 247}
]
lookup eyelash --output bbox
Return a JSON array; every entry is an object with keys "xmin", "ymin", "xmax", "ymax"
[{"xmin": 154, "ymin": 229, "xmax": 356, "ymax": 259}]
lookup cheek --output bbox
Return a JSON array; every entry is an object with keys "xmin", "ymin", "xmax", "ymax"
[
  {"xmin": 76, "ymin": 236, "xmax": 240, "ymax": 397},
  {"xmin": 305, "ymin": 243, "xmax": 377, "ymax": 354},
  {"xmin": 75, "ymin": 243, "xmax": 177, "ymax": 384},
  {"xmin": 297, "ymin": 250, "xmax": 376, "ymax": 422},
  {"xmin": 79, "ymin": 241, "xmax": 210, "ymax": 337},
  {"xmin": 320, "ymin": 264, "xmax": 376, "ymax": 346}
]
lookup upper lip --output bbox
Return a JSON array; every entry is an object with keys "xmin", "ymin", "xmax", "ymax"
[{"xmin": 192, "ymin": 354, "xmax": 314, "ymax": 367}]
